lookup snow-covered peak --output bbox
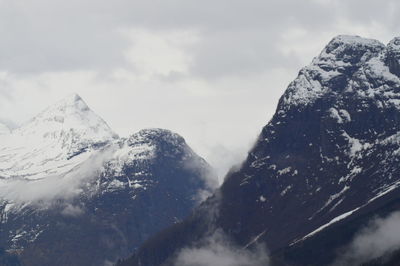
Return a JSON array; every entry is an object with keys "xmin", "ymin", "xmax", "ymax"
[
  {"xmin": 0, "ymin": 94, "xmax": 118, "ymax": 180},
  {"xmin": 323, "ymin": 35, "xmax": 383, "ymax": 52},
  {"xmin": 128, "ymin": 128, "xmax": 185, "ymax": 147},
  {"xmin": 25, "ymin": 93, "xmax": 91, "ymax": 124},
  {"xmin": 106, "ymin": 128, "xmax": 201, "ymax": 181},
  {"xmin": 313, "ymin": 35, "xmax": 384, "ymax": 69},
  {"xmin": 280, "ymin": 35, "xmax": 392, "ymax": 110},
  {"xmin": 51, "ymin": 93, "xmax": 89, "ymax": 113},
  {"xmin": 120, "ymin": 128, "xmax": 189, "ymax": 162},
  {"xmin": 14, "ymin": 93, "xmax": 118, "ymax": 152}
]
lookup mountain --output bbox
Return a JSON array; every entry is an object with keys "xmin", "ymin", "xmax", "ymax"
[
  {"xmin": 0, "ymin": 93, "xmax": 118, "ymax": 181},
  {"xmin": 118, "ymin": 35, "xmax": 400, "ymax": 266},
  {"xmin": 0, "ymin": 94, "xmax": 215, "ymax": 266}
]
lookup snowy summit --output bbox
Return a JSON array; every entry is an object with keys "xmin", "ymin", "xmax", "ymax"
[
  {"xmin": 0, "ymin": 93, "xmax": 118, "ymax": 180},
  {"xmin": 281, "ymin": 35, "xmax": 400, "ymax": 109}
]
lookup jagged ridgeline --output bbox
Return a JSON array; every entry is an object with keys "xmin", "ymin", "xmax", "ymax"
[
  {"xmin": 118, "ymin": 35, "xmax": 400, "ymax": 266},
  {"xmin": 0, "ymin": 94, "xmax": 216, "ymax": 266}
]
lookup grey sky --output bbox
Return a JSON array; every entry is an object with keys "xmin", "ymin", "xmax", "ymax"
[{"xmin": 0, "ymin": 0, "xmax": 399, "ymax": 180}]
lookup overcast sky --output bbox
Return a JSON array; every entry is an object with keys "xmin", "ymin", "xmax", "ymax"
[{"xmin": 0, "ymin": 0, "xmax": 399, "ymax": 180}]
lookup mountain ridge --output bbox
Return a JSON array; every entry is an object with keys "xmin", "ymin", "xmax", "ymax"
[
  {"xmin": 117, "ymin": 34, "xmax": 400, "ymax": 266},
  {"xmin": 0, "ymin": 94, "xmax": 215, "ymax": 266}
]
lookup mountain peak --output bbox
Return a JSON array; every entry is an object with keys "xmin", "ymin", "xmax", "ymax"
[
  {"xmin": 314, "ymin": 35, "xmax": 384, "ymax": 67},
  {"xmin": 279, "ymin": 35, "xmax": 391, "ymax": 110},
  {"xmin": 44, "ymin": 93, "xmax": 89, "ymax": 114},
  {"xmin": 327, "ymin": 35, "xmax": 383, "ymax": 47},
  {"xmin": 125, "ymin": 128, "xmax": 191, "ymax": 160},
  {"xmin": 11, "ymin": 93, "xmax": 118, "ymax": 157},
  {"xmin": 0, "ymin": 94, "xmax": 118, "ymax": 180},
  {"xmin": 128, "ymin": 128, "xmax": 185, "ymax": 145},
  {"xmin": 64, "ymin": 92, "xmax": 85, "ymax": 103}
]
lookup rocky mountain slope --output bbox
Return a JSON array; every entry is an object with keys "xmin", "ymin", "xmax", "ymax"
[
  {"xmin": 0, "ymin": 94, "xmax": 215, "ymax": 266},
  {"xmin": 118, "ymin": 35, "xmax": 400, "ymax": 266}
]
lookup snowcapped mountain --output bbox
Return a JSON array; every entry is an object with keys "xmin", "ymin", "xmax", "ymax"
[
  {"xmin": 0, "ymin": 93, "xmax": 118, "ymax": 181},
  {"xmin": 118, "ymin": 35, "xmax": 400, "ymax": 266},
  {"xmin": 0, "ymin": 94, "xmax": 215, "ymax": 266}
]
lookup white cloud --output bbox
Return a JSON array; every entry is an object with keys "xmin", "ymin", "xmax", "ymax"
[
  {"xmin": 333, "ymin": 211, "xmax": 400, "ymax": 266},
  {"xmin": 0, "ymin": 145, "xmax": 115, "ymax": 204},
  {"xmin": 120, "ymin": 28, "xmax": 198, "ymax": 78},
  {"xmin": 174, "ymin": 230, "xmax": 270, "ymax": 266},
  {"xmin": 61, "ymin": 203, "xmax": 85, "ymax": 217}
]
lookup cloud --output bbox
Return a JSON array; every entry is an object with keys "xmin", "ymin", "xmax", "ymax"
[
  {"xmin": 202, "ymin": 143, "xmax": 249, "ymax": 184},
  {"xmin": 0, "ymin": 0, "xmax": 127, "ymax": 74},
  {"xmin": 120, "ymin": 28, "xmax": 198, "ymax": 79},
  {"xmin": 174, "ymin": 230, "xmax": 270, "ymax": 266},
  {"xmin": 0, "ymin": 145, "xmax": 115, "ymax": 205},
  {"xmin": 333, "ymin": 211, "xmax": 400, "ymax": 266},
  {"xmin": 61, "ymin": 203, "xmax": 85, "ymax": 217},
  {"xmin": 181, "ymin": 147, "xmax": 218, "ymax": 203},
  {"xmin": 0, "ymin": 0, "xmax": 397, "ymax": 76}
]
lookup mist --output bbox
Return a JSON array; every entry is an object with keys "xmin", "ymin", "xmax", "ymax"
[
  {"xmin": 174, "ymin": 230, "xmax": 270, "ymax": 266},
  {"xmin": 0, "ymin": 145, "xmax": 115, "ymax": 206},
  {"xmin": 333, "ymin": 211, "xmax": 400, "ymax": 266}
]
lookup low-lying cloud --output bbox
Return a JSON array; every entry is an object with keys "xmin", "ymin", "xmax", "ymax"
[
  {"xmin": 0, "ymin": 146, "xmax": 115, "ymax": 206},
  {"xmin": 333, "ymin": 211, "xmax": 400, "ymax": 266},
  {"xmin": 61, "ymin": 203, "xmax": 85, "ymax": 217},
  {"xmin": 174, "ymin": 230, "xmax": 270, "ymax": 266}
]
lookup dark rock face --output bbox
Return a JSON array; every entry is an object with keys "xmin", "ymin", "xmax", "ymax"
[
  {"xmin": 0, "ymin": 248, "xmax": 20, "ymax": 266},
  {"xmin": 118, "ymin": 35, "xmax": 400, "ymax": 266},
  {"xmin": 386, "ymin": 37, "xmax": 400, "ymax": 77},
  {"xmin": 0, "ymin": 129, "xmax": 214, "ymax": 266}
]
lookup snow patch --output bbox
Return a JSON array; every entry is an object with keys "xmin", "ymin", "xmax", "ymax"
[
  {"xmin": 300, "ymin": 207, "xmax": 361, "ymax": 241},
  {"xmin": 280, "ymin": 185, "xmax": 292, "ymax": 196},
  {"xmin": 277, "ymin": 167, "xmax": 291, "ymax": 176},
  {"xmin": 329, "ymin": 108, "xmax": 343, "ymax": 123}
]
